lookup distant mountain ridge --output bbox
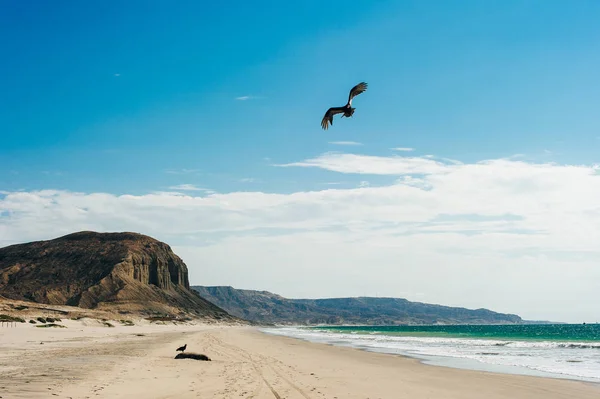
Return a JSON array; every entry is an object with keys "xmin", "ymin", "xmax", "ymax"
[
  {"xmin": 192, "ymin": 286, "xmax": 523, "ymax": 325},
  {"xmin": 0, "ymin": 232, "xmax": 237, "ymax": 321}
]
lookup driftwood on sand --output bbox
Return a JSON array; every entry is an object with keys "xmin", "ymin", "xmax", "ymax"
[{"xmin": 174, "ymin": 352, "xmax": 211, "ymax": 361}]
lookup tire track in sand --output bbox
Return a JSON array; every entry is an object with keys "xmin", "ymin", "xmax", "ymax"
[
  {"xmin": 204, "ymin": 333, "xmax": 268, "ymax": 399},
  {"xmin": 206, "ymin": 332, "xmax": 313, "ymax": 399}
]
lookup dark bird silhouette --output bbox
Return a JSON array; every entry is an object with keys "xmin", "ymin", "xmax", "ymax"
[
  {"xmin": 321, "ymin": 82, "xmax": 368, "ymax": 130},
  {"xmin": 176, "ymin": 344, "xmax": 187, "ymax": 352}
]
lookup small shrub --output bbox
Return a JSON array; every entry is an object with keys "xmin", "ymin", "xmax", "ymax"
[
  {"xmin": 37, "ymin": 317, "xmax": 47, "ymax": 323},
  {"xmin": 0, "ymin": 314, "xmax": 25, "ymax": 323},
  {"xmin": 46, "ymin": 317, "xmax": 55, "ymax": 323},
  {"xmin": 29, "ymin": 319, "xmax": 37, "ymax": 324},
  {"xmin": 145, "ymin": 316, "xmax": 178, "ymax": 322},
  {"xmin": 36, "ymin": 323, "xmax": 66, "ymax": 328},
  {"xmin": 103, "ymin": 322, "xmax": 114, "ymax": 328}
]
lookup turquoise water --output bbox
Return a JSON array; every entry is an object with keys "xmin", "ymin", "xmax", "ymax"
[
  {"xmin": 312, "ymin": 324, "xmax": 600, "ymax": 342},
  {"xmin": 262, "ymin": 324, "xmax": 600, "ymax": 382}
]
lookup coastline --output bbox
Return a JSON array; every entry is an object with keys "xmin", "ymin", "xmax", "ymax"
[
  {"xmin": 261, "ymin": 324, "xmax": 600, "ymax": 385},
  {"xmin": 2, "ymin": 322, "xmax": 599, "ymax": 398}
]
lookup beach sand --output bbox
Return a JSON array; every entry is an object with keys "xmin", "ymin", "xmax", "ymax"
[{"xmin": 1, "ymin": 321, "xmax": 598, "ymax": 399}]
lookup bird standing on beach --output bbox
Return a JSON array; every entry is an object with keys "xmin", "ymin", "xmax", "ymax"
[
  {"xmin": 321, "ymin": 82, "xmax": 368, "ymax": 130},
  {"xmin": 176, "ymin": 344, "xmax": 187, "ymax": 352}
]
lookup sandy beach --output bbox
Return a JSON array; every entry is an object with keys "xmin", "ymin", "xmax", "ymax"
[{"xmin": 1, "ymin": 321, "xmax": 598, "ymax": 399}]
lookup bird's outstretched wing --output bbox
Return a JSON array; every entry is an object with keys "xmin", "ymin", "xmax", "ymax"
[
  {"xmin": 321, "ymin": 107, "xmax": 346, "ymax": 130},
  {"xmin": 348, "ymin": 82, "xmax": 368, "ymax": 105}
]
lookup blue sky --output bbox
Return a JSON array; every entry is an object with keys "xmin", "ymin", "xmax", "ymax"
[
  {"xmin": 2, "ymin": 0, "xmax": 600, "ymax": 194},
  {"xmin": 2, "ymin": 1, "xmax": 600, "ymax": 322}
]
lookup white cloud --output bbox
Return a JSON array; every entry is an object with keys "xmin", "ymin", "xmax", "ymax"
[
  {"xmin": 239, "ymin": 178, "xmax": 256, "ymax": 183},
  {"xmin": 114, "ymin": 73, "xmax": 120, "ymax": 77},
  {"xmin": 165, "ymin": 168, "xmax": 201, "ymax": 175},
  {"xmin": 167, "ymin": 184, "xmax": 209, "ymax": 192},
  {"xmin": 391, "ymin": 147, "xmax": 415, "ymax": 152},
  {"xmin": 2, "ymin": 152, "xmax": 600, "ymax": 322},
  {"xmin": 329, "ymin": 141, "xmax": 363, "ymax": 146},
  {"xmin": 235, "ymin": 95, "xmax": 262, "ymax": 101},
  {"xmin": 276, "ymin": 152, "xmax": 456, "ymax": 175}
]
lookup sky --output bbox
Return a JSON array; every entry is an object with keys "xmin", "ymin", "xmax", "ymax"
[{"xmin": 1, "ymin": 0, "xmax": 600, "ymax": 323}]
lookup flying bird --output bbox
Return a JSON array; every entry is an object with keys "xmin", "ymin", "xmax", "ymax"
[
  {"xmin": 321, "ymin": 82, "xmax": 368, "ymax": 130},
  {"xmin": 176, "ymin": 344, "xmax": 187, "ymax": 352}
]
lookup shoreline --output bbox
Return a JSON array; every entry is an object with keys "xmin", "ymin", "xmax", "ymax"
[
  {"xmin": 350, "ymin": 343, "xmax": 600, "ymax": 386},
  {"xmin": 254, "ymin": 327, "xmax": 600, "ymax": 395},
  {"xmin": 2, "ymin": 322, "xmax": 599, "ymax": 398},
  {"xmin": 259, "ymin": 325, "xmax": 600, "ymax": 385}
]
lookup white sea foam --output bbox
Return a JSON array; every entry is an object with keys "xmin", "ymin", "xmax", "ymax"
[{"xmin": 260, "ymin": 327, "xmax": 600, "ymax": 383}]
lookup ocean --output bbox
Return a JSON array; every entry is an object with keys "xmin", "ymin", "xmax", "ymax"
[{"xmin": 261, "ymin": 324, "xmax": 600, "ymax": 383}]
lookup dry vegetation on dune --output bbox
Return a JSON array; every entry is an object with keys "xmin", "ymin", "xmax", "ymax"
[{"xmin": 0, "ymin": 296, "xmax": 244, "ymax": 329}]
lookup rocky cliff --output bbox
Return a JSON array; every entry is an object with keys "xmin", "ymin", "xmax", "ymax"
[
  {"xmin": 0, "ymin": 232, "xmax": 235, "ymax": 320},
  {"xmin": 193, "ymin": 286, "xmax": 523, "ymax": 326}
]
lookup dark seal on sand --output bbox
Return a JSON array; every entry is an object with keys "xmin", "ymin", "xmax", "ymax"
[{"xmin": 174, "ymin": 353, "xmax": 211, "ymax": 361}]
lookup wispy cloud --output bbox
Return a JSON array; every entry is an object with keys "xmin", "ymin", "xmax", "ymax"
[
  {"xmin": 276, "ymin": 152, "xmax": 456, "ymax": 175},
  {"xmin": 168, "ymin": 184, "xmax": 208, "ymax": 192},
  {"xmin": 235, "ymin": 95, "xmax": 263, "ymax": 101},
  {"xmin": 391, "ymin": 147, "xmax": 415, "ymax": 152},
  {"xmin": 239, "ymin": 178, "xmax": 256, "ymax": 183},
  {"xmin": 329, "ymin": 141, "xmax": 363, "ymax": 146},
  {"xmin": 114, "ymin": 73, "xmax": 121, "ymax": 77},
  {"xmin": 165, "ymin": 168, "xmax": 201, "ymax": 175}
]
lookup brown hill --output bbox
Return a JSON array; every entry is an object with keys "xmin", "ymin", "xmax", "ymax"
[
  {"xmin": 193, "ymin": 286, "xmax": 524, "ymax": 326},
  {"xmin": 0, "ymin": 231, "xmax": 236, "ymax": 321}
]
